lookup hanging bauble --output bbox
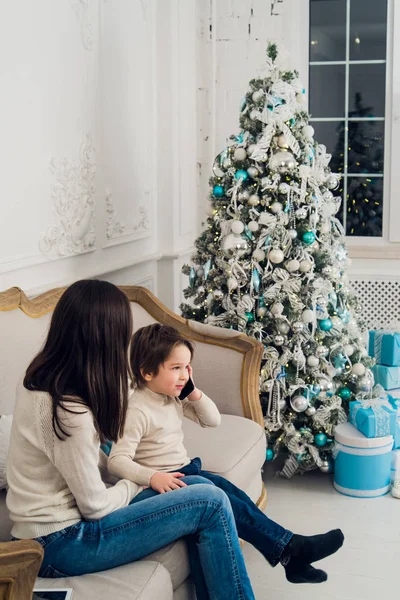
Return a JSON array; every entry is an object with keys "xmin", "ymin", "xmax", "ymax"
[
  {"xmin": 338, "ymin": 387, "xmax": 352, "ymax": 400},
  {"xmin": 285, "ymin": 259, "xmax": 300, "ymax": 272},
  {"xmin": 248, "ymin": 220, "xmax": 259, "ymax": 232},
  {"xmin": 266, "ymin": 448, "xmax": 274, "ymax": 461},
  {"xmin": 302, "ymin": 231, "xmax": 316, "ymax": 245},
  {"xmin": 253, "ymin": 248, "xmax": 265, "ymax": 262},
  {"xmin": 307, "ymin": 355, "xmax": 319, "ymax": 367},
  {"xmin": 323, "ymin": 190, "xmax": 334, "ymax": 201},
  {"xmin": 270, "ymin": 201, "xmax": 283, "ymax": 214},
  {"xmin": 269, "ymin": 150, "xmax": 296, "ymax": 172},
  {"xmin": 239, "ymin": 190, "xmax": 250, "ymax": 201},
  {"xmin": 213, "ymin": 289, "xmax": 224, "ymax": 300},
  {"xmin": 189, "ymin": 267, "xmax": 196, "ymax": 287},
  {"xmin": 319, "ymin": 318, "xmax": 333, "ymax": 331},
  {"xmin": 235, "ymin": 169, "xmax": 248, "ymax": 181},
  {"xmin": 245, "ymin": 311, "xmax": 255, "ymax": 323},
  {"xmin": 247, "ymin": 166, "xmax": 259, "ymax": 178},
  {"xmin": 252, "ymin": 89, "xmax": 264, "ymax": 102},
  {"xmin": 315, "ymin": 345, "xmax": 329, "ymax": 358},
  {"xmin": 227, "ymin": 276, "xmax": 238, "ymax": 291},
  {"xmin": 343, "ymin": 344, "xmax": 354, "ymax": 356},
  {"xmin": 288, "ymin": 229, "xmax": 298, "ymax": 240},
  {"xmin": 314, "ymin": 433, "xmax": 328, "ymax": 447},
  {"xmin": 213, "ymin": 185, "xmax": 225, "ymax": 198},
  {"xmin": 257, "ymin": 306, "xmax": 267, "ymax": 317},
  {"xmin": 274, "ymin": 334, "xmax": 285, "ymax": 346},
  {"xmin": 306, "ymin": 406, "xmax": 316, "ymax": 416},
  {"xmin": 277, "ymin": 321, "xmax": 290, "ymax": 335},
  {"xmin": 358, "ymin": 375, "xmax": 373, "ymax": 393},
  {"xmin": 299, "ymin": 260, "xmax": 312, "ymax": 273},
  {"xmin": 296, "ymin": 207, "xmax": 308, "ymax": 220},
  {"xmin": 268, "ymin": 248, "xmax": 284, "ymax": 264},
  {"xmin": 231, "ymin": 220, "xmax": 244, "ymax": 234},
  {"xmin": 223, "ymin": 157, "xmax": 233, "ymax": 169},
  {"xmin": 221, "ymin": 233, "xmax": 249, "ymax": 255},
  {"xmin": 318, "ymin": 377, "xmax": 333, "ymax": 392},
  {"xmin": 279, "ymin": 182, "xmax": 290, "ymax": 193},
  {"xmin": 351, "ymin": 363, "xmax": 366, "ymax": 376},
  {"xmin": 319, "ymin": 459, "xmax": 333, "ymax": 473},
  {"xmin": 292, "ymin": 321, "xmax": 305, "ymax": 334},
  {"xmin": 270, "ymin": 302, "xmax": 284, "ymax": 316},
  {"xmin": 302, "ymin": 309, "xmax": 315, "ymax": 323},
  {"xmin": 327, "ymin": 174, "xmax": 340, "ymax": 190},
  {"xmin": 252, "ymin": 269, "xmax": 261, "ymax": 293},
  {"xmin": 302, "ymin": 125, "xmax": 314, "ymax": 140},
  {"xmin": 277, "ymin": 134, "xmax": 289, "ymax": 148},
  {"xmin": 234, "ymin": 148, "xmax": 247, "ymax": 161},
  {"xmin": 196, "ymin": 267, "xmax": 204, "ymax": 277},
  {"xmin": 291, "ymin": 395, "xmax": 309, "ymax": 413},
  {"xmin": 319, "ymin": 221, "xmax": 330, "ymax": 234},
  {"xmin": 247, "ymin": 144, "xmax": 256, "ymax": 156},
  {"xmin": 248, "ymin": 194, "xmax": 260, "ymax": 206},
  {"xmin": 203, "ymin": 258, "xmax": 212, "ymax": 280}
]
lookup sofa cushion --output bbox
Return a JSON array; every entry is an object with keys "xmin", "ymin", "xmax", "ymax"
[
  {"xmin": 35, "ymin": 560, "xmax": 173, "ymax": 600},
  {"xmin": 182, "ymin": 413, "xmax": 266, "ymax": 498}
]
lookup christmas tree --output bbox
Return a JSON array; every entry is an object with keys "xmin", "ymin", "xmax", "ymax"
[{"xmin": 181, "ymin": 44, "xmax": 374, "ymax": 477}]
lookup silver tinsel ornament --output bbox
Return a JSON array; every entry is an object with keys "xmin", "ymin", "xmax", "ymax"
[
  {"xmin": 221, "ymin": 234, "xmax": 249, "ymax": 257},
  {"xmin": 274, "ymin": 334, "xmax": 285, "ymax": 346},
  {"xmin": 269, "ymin": 150, "xmax": 296, "ymax": 172}
]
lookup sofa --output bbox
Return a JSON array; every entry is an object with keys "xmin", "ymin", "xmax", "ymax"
[{"xmin": 0, "ymin": 285, "xmax": 267, "ymax": 600}]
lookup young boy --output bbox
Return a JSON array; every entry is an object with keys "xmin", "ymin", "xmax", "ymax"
[{"xmin": 108, "ymin": 324, "xmax": 344, "ymax": 584}]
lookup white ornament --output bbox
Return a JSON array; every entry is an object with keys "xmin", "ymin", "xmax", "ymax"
[
  {"xmin": 277, "ymin": 321, "xmax": 290, "ymax": 334},
  {"xmin": 248, "ymin": 220, "xmax": 259, "ymax": 232},
  {"xmin": 316, "ymin": 345, "xmax": 329, "ymax": 358},
  {"xmin": 307, "ymin": 355, "xmax": 319, "ymax": 367},
  {"xmin": 257, "ymin": 307, "xmax": 267, "ymax": 317},
  {"xmin": 302, "ymin": 125, "xmax": 314, "ymax": 140},
  {"xmin": 299, "ymin": 260, "xmax": 312, "ymax": 273},
  {"xmin": 231, "ymin": 220, "xmax": 244, "ymax": 234},
  {"xmin": 247, "ymin": 144, "xmax": 256, "ymax": 156},
  {"xmin": 247, "ymin": 167, "xmax": 259, "ymax": 178},
  {"xmin": 343, "ymin": 344, "xmax": 354, "ymax": 356},
  {"xmin": 248, "ymin": 194, "xmax": 260, "ymax": 206},
  {"xmin": 296, "ymin": 207, "xmax": 307, "ymax": 220},
  {"xmin": 286, "ymin": 259, "xmax": 300, "ymax": 272},
  {"xmin": 302, "ymin": 309, "xmax": 315, "ymax": 323},
  {"xmin": 279, "ymin": 183, "xmax": 290, "ymax": 193},
  {"xmin": 268, "ymin": 248, "xmax": 284, "ymax": 264},
  {"xmin": 288, "ymin": 229, "xmax": 298, "ymax": 239},
  {"xmin": 252, "ymin": 89, "xmax": 264, "ymax": 102},
  {"xmin": 271, "ymin": 302, "xmax": 284, "ymax": 316},
  {"xmin": 253, "ymin": 248, "xmax": 265, "ymax": 261},
  {"xmin": 270, "ymin": 201, "xmax": 283, "ymax": 214},
  {"xmin": 352, "ymin": 363, "xmax": 366, "ymax": 377},
  {"xmin": 234, "ymin": 148, "xmax": 247, "ymax": 161},
  {"xmin": 296, "ymin": 93, "xmax": 304, "ymax": 104},
  {"xmin": 291, "ymin": 395, "xmax": 309, "ymax": 412},
  {"xmin": 277, "ymin": 134, "xmax": 288, "ymax": 148},
  {"xmin": 306, "ymin": 406, "xmax": 316, "ymax": 416}
]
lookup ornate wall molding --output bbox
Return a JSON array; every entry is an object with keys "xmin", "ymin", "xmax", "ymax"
[
  {"xmin": 71, "ymin": 0, "xmax": 93, "ymax": 50},
  {"xmin": 104, "ymin": 189, "xmax": 151, "ymax": 248},
  {"xmin": 39, "ymin": 133, "xmax": 96, "ymax": 259}
]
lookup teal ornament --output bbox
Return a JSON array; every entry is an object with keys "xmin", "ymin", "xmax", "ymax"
[
  {"xmin": 341, "ymin": 310, "xmax": 350, "ymax": 324},
  {"xmin": 302, "ymin": 231, "xmax": 316, "ymax": 245},
  {"xmin": 290, "ymin": 118, "xmax": 296, "ymax": 126},
  {"xmin": 244, "ymin": 225, "xmax": 254, "ymax": 241},
  {"xmin": 333, "ymin": 353, "xmax": 346, "ymax": 369},
  {"xmin": 338, "ymin": 387, "xmax": 351, "ymax": 400},
  {"xmin": 314, "ymin": 433, "xmax": 328, "ymax": 447},
  {"xmin": 203, "ymin": 259, "xmax": 212, "ymax": 280},
  {"xmin": 319, "ymin": 318, "xmax": 333, "ymax": 331},
  {"xmin": 310, "ymin": 384, "xmax": 321, "ymax": 396},
  {"xmin": 296, "ymin": 453, "xmax": 305, "ymax": 462},
  {"xmin": 235, "ymin": 169, "xmax": 248, "ymax": 181},
  {"xmin": 189, "ymin": 267, "xmax": 196, "ymax": 288},
  {"xmin": 268, "ymin": 96, "xmax": 283, "ymax": 111},
  {"xmin": 213, "ymin": 185, "xmax": 224, "ymax": 198},
  {"xmin": 326, "ymin": 390, "xmax": 334, "ymax": 398},
  {"xmin": 263, "ymin": 234, "xmax": 272, "ymax": 248},
  {"xmin": 252, "ymin": 269, "xmax": 261, "ymax": 294},
  {"xmin": 240, "ymin": 97, "xmax": 247, "ymax": 112},
  {"xmin": 235, "ymin": 133, "xmax": 244, "ymax": 144},
  {"xmin": 245, "ymin": 311, "xmax": 255, "ymax": 323},
  {"xmin": 266, "ymin": 448, "xmax": 274, "ymax": 461},
  {"xmin": 329, "ymin": 291, "xmax": 338, "ymax": 309}
]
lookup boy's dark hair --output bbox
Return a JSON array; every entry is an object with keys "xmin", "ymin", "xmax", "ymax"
[{"xmin": 130, "ymin": 324, "xmax": 194, "ymax": 388}]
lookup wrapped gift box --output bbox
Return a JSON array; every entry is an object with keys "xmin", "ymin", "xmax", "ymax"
[
  {"xmin": 369, "ymin": 330, "xmax": 400, "ymax": 366},
  {"xmin": 372, "ymin": 364, "xmax": 400, "ymax": 390},
  {"xmin": 387, "ymin": 395, "xmax": 400, "ymax": 449},
  {"xmin": 391, "ymin": 449, "xmax": 400, "ymax": 483},
  {"xmin": 349, "ymin": 399, "xmax": 397, "ymax": 439},
  {"xmin": 334, "ymin": 423, "xmax": 393, "ymax": 498}
]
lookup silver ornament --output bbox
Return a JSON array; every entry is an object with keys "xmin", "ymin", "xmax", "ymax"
[
  {"xmin": 257, "ymin": 307, "xmax": 267, "ymax": 317},
  {"xmin": 296, "ymin": 207, "xmax": 307, "ymax": 220},
  {"xmin": 239, "ymin": 190, "xmax": 250, "ymax": 201},
  {"xmin": 290, "ymin": 395, "xmax": 309, "ymax": 413},
  {"xmin": 269, "ymin": 150, "xmax": 296, "ymax": 172},
  {"xmin": 288, "ymin": 229, "xmax": 298, "ymax": 239},
  {"xmin": 292, "ymin": 321, "xmax": 305, "ymax": 334},
  {"xmin": 248, "ymin": 194, "xmax": 260, "ymax": 206},
  {"xmin": 277, "ymin": 321, "xmax": 290, "ymax": 334},
  {"xmin": 247, "ymin": 166, "xmax": 259, "ymax": 178},
  {"xmin": 318, "ymin": 377, "xmax": 333, "ymax": 392},
  {"xmin": 223, "ymin": 158, "xmax": 233, "ymax": 169},
  {"xmin": 307, "ymin": 355, "xmax": 319, "ymax": 367},
  {"xmin": 270, "ymin": 302, "xmax": 284, "ymax": 316},
  {"xmin": 358, "ymin": 375, "xmax": 373, "ymax": 393},
  {"xmin": 221, "ymin": 233, "xmax": 249, "ymax": 256},
  {"xmin": 213, "ymin": 289, "xmax": 224, "ymax": 300},
  {"xmin": 315, "ymin": 345, "xmax": 329, "ymax": 358},
  {"xmin": 323, "ymin": 190, "xmax": 334, "ymax": 201},
  {"xmin": 279, "ymin": 183, "xmax": 290, "ymax": 193},
  {"xmin": 274, "ymin": 334, "xmax": 285, "ymax": 346},
  {"xmin": 327, "ymin": 174, "xmax": 340, "ymax": 190},
  {"xmin": 279, "ymin": 399, "xmax": 287, "ymax": 410},
  {"xmin": 319, "ymin": 460, "xmax": 332, "ymax": 474},
  {"xmin": 323, "ymin": 266, "xmax": 333, "ymax": 277},
  {"xmin": 305, "ymin": 406, "xmax": 316, "ymax": 416}
]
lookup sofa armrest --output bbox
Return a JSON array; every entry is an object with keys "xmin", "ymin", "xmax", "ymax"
[{"xmin": 0, "ymin": 539, "xmax": 43, "ymax": 600}]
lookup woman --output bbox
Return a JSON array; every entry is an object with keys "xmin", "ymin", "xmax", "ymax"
[{"xmin": 6, "ymin": 280, "xmax": 255, "ymax": 599}]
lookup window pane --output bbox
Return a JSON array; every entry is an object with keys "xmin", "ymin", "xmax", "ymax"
[
  {"xmin": 310, "ymin": 0, "xmax": 346, "ymax": 61},
  {"xmin": 348, "ymin": 121, "xmax": 385, "ymax": 174},
  {"xmin": 346, "ymin": 177, "xmax": 383, "ymax": 236},
  {"xmin": 310, "ymin": 65, "xmax": 346, "ymax": 118},
  {"xmin": 311, "ymin": 121, "xmax": 344, "ymax": 174},
  {"xmin": 348, "ymin": 64, "xmax": 386, "ymax": 118},
  {"xmin": 350, "ymin": 0, "xmax": 387, "ymax": 61}
]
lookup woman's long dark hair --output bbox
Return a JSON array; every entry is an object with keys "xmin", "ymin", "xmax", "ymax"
[{"xmin": 24, "ymin": 280, "xmax": 133, "ymax": 442}]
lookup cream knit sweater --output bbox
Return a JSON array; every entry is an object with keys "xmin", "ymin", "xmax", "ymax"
[
  {"xmin": 108, "ymin": 387, "xmax": 221, "ymax": 486},
  {"xmin": 6, "ymin": 383, "xmax": 140, "ymax": 539}
]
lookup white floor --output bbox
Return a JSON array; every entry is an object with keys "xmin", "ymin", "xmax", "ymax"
[{"xmin": 242, "ymin": 467, "xmax": 400, "ymax": 600}]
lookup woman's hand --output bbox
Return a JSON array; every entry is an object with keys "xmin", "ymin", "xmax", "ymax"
[{"xmin": 150, "ymin": 471, "xmax": 187, "ymax": 493}]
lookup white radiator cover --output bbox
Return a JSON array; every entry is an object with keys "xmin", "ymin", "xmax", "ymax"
[{"xmin": 351, "ymin": 278, "xmax": 400, "ymax": 329}]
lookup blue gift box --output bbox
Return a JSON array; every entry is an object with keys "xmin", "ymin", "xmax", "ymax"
[
  {"xmin": 369, "ymin": 330, "xmax": 400, "ymax": 366},
  {"xmin": 349, "ymin": 399, "xmax": 397, "ymax": 439},
  {"xmin": 334, "ymin": 423, "xmax": 393, "ymax": 498},
  {"xmin": 387, "ymin": 396, "xmax": 400, "ymax": 449},
  {"xmin": 372, "ymin": 364, "xmax": 400, "ymax": 390},
  {"xmin": 391, "ymin": 449, "xmax": 400, "ymax": 482}
]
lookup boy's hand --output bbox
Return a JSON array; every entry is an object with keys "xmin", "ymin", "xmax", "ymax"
[
  {"xmin": 150, "ymin": 471, "xmax": 187, "ymax": 493},
  {"xmin": 187, "ymin": 365, "xmax": 202, "ymax": 401}
]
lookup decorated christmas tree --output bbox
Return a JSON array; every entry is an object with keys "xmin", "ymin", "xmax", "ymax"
[{"xmin": 181, "ymin": 44, "xmax": 374, "ymax": 477}]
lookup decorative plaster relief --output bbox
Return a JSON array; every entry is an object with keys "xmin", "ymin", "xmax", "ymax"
[
  {"xmin": 39, "ymin": 133, "xmax": 96, "ymax": 259},
  {"xmin": 104, "ymin": 189, "xmax": 151, "ymax": 247}
]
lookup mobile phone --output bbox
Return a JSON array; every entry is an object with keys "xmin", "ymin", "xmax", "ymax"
[{"xmin": 178, "ymin": 377, "xmax": 195, "ymax": 400}]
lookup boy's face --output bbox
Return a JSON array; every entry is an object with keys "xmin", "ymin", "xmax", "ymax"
[{"xmin": 144, "ymin": 344, "xmax": 191, "ymax": 397}]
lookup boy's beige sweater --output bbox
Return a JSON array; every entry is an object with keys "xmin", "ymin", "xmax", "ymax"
[{"xmin": 108, "ymin": 386, "xmax": 221, "ymax": 486}]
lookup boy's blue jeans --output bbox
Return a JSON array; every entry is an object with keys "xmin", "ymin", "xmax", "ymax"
[{"xmin": 34, "ymin": 477, "xmax": 256, "ymax": 600}]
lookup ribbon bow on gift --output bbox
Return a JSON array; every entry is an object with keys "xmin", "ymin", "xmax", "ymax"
[{"xmin": 351, "ymin": 397, "xmax": 393, "ymax": 437}]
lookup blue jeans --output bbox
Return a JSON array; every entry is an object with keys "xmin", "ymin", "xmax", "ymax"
[{"xmin": 34, "ymin": 477, "xmax": 255, "ymax": 600}]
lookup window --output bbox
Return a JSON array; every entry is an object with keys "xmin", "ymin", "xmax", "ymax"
[{"xmin": 309, "ymin": 0, "xmax": 388, "ymax": 237}]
